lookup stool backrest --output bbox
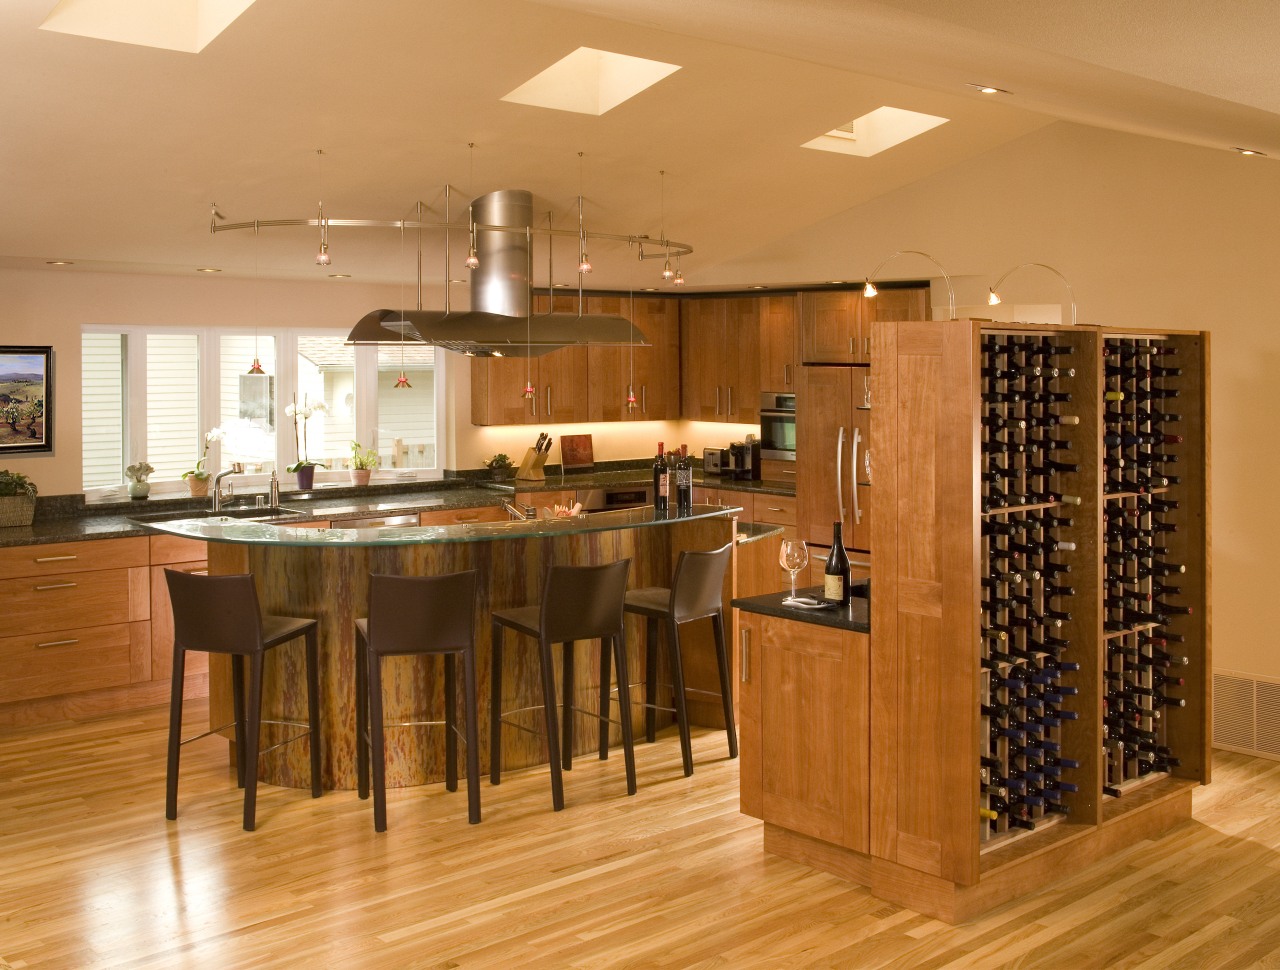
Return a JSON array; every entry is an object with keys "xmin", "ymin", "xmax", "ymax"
[
  {"xmin": 541, "ymin": 559, "xmax": 631, "ymax": 644},
  {"xmin": 366, "ymin": 571, "xmax": 477, "ymax": 655},
  {"xmin": 670, "ymin": 542, "xmax": 733, "ymax": 623},
  {"xmin": 165, "ymin": 570, "xmax": 264, "ymax": 655}
]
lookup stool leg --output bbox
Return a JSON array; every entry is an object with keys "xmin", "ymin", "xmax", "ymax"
[
  {"xmin": 561, "ymin": 640, "xmax": 575, "ymax": 771},
  {"xmin": 165, "ymin": 646, "xmax": 187, "ymax": 820},
  {"xmin": 231, "ymin": 654, "xmax": 247, "ymax": 789},
  {"xmin": 444, "ymin": 653, "xmax": 458, "ymax": 793},
  {"xmin": 368, "ymin": 649, "xmax": 389, "ymax": 833},
  {"xmin": 306, "ymin": 628, "xmax": 323, "ymax": 798},
  {"xmin": 538, "ymin": 635, "xmax": 565, "ymax": 811},
  {"xmin": 668, "ymin": 619, "xmax": 694, "ymax": 777},
  {"xmin": 243, "ymin": 652, "xmax": 264, "ymax": 832},
  {"xmin": 489, "ymin": 621, "xmax": 503, "ymax": 785},
  {"xmin": 598, "ymin": 636, "xmax": 612, "ymax": 760},
  {"xmin": 612, "ymin": 633, "xmax": 637, "ymax": 796},
  {"xmin": 356, "ymin": 628, "xmax": 369, "ymax": 800},
  {"xmin": 645, "ymin": 617, "xmax": 658, "ymax": 744},
  {"xmin": 712, "ymin": 612, "xmax": 738, "ymax": 759},
  {"xmin": 462, "ymin": 646, "xmax": 481, "ymax": 824}
]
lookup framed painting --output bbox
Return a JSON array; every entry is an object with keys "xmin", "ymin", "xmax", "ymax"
[{"xmin": 0, "ymin": 347, "xmax": 53, "ymax": 454}]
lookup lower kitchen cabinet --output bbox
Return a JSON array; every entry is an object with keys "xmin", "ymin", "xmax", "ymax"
[{"xmin": 738, "ymin": 612, "xmax": 869, "ymax": 851}]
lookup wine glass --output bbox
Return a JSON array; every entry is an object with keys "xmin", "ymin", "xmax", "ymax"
[{"xmin": 778, "ymin": 539, "xmax": 809, "ymax": 600}]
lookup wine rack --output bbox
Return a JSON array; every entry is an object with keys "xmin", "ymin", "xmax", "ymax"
[{"xmin": 867, "ymin": 318, "xmax": 1208, "ymax": 920}]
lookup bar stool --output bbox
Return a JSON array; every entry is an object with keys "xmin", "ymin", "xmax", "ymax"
[
  {"xmin": 490, "ymin": 559, "xmax": 635, "ymax": 811},
  {"xmin": 164, "ymin": 570, "xmax": 322, "ymax": 832},
  {"xmin": 621, "ymin": 542, "xmax": 736, "ymax": 776},
  {"xmin": 355, "ymin": 571, "xmax": 480, "ymax": 832}
]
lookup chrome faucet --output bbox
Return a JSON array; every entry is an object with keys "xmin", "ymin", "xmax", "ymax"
[
  {"xmin": 211, "ymin": 463, "xmax": 244, "ymax": 512},
  {"xmin": 502, "ymin": 500, "xmax": 535, "ymax": 521}
]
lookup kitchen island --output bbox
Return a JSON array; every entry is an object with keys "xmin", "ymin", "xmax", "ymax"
[{"xmin": 146, "ymin": 504, "xmax": 742, "ymax": 791}]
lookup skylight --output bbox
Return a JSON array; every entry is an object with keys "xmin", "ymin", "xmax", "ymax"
[
  {"xmin": 802, "ymin": 106, "xmax": 949, "ymax": 158},
  {"xmin": 39, "ymin": 0, "xmax": 256, "ymax": 54},
  {"xmin": 501, "ymin": 47, "xmax": 681, "ymax": 116}
]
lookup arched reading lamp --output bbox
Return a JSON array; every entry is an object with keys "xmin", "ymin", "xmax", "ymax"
[
  {"xmin": 988, "ymin": 262, "xmax": 1078, "ymax": 327},
  {"xmin": 863, "ymin": 250, "xmax": 956, "ymax": 320}
]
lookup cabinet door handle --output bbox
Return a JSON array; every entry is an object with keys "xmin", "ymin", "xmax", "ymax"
[
  {"xmin": 35, "ymin": 582, "xmax": 77, "ymax": 591},
  {"xmin": 642, "ymin": 384, "xmax": 647, "ymax": 415},
  {"xmin": 766, "ymin": 506, "xmax": 784, "ymax": 513},
  {"xmin": 34, "ymin": 555, "xmax": 77, "ymax": 563},
  {"xmin": 740, "ymin": 629, "xmax": 750, "ymax": 683},
  {"xmin": 727, "ymin": 386, "xmax": 734, "ymax": 415},
  {"xmin": 546, "ymin": 385, "xmax": 552, "ymax": 416},
  {"xmin": 835, "ymin": 426, "xmax": 846, "ymax": 524},
  {"xmin": 864, "ymin": 336, "xmax": 871, "ymax": 356},
  {"xmin": 784, "ymin": 363, "xmax": 791, "ymax": 386},
  {"xmin": 849, "ymin": 336, "xmax": 854, "ymax": 355},
  {"xmin": 453, "ymin": 512, "xmax": 481, "ymax": 522},
  {"xmin": 715, "ymin": 386, "xmax": 721, "ymax": 416},
  {"xmin": 36, "ymin": 638, "xmax": 79, "ymax": 649}
]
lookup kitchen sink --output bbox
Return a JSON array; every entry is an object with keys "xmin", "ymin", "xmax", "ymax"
[{"xmin": 128, "ymin": 505, "xmax": 306, "ymax": 524}]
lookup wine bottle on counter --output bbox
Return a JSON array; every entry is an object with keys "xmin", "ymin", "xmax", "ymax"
[
  {"xmin": 653, "ymin": 442, "xmax": 670, "ymax": 514},
  {"xmin": 823, "ymin": 522, "xmax": 852, "ymax": 606},
  {"xmin": 675, "ymin": 444, "xmax": 693, "ymax": 514}
]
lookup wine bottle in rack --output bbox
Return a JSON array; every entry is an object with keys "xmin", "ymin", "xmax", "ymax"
[{"xmin": 823, "ymin": 522, "xmax": 851, "ymax": 606}]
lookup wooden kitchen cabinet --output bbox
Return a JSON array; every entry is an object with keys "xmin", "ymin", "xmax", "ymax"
[
  {"xmin": 801, "ymin": 289, "xmax": 866, "ymax": 364},
  {"xmin": 797, "ymin": 366, "xmax": 869, "ymax": 552},
  {"xmin": 680, "ymin": 297, "xmax": 761, "ymax": 423},
  {"xmin": 738, "ymin": 612, "xmax": 869, "ymax": 850},
  {"xmin": 586, "ymin": 295, "xmax": 680, "ymax": 421},
  {"xmin": 419, "ymin": 506, "xmax": 508, "ymax": 526},
  {"xmin": 759, "ymin": 294, "xmax": 801, "ymax": 391}
]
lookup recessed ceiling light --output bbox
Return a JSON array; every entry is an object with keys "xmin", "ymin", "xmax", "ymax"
[
  {"xmin": 40, "ymin": 0, "xmax": 257, "ymax": 54},
  {"xmin": 802, "ymin": 106, "xmax": 949, "ymax": 158},
  {"xmin": 1235, "ymin": 147, "xmax": 1267, "ymax": 156},
  {"xmin": 640, "ymin": 287, "xmax": 659, "ymax": 292},
  {"xmin": 747, "ymin": 285, "xmax": 767, "ymax": 290},
  {"xmin": 967, "ymin": 83, "xmax": 1009, "ymax": 95},
  {"xmin": 328, "ymin": 273, "xmax": 351, "ymax": 279},
  {"xmin": 502, "ymin": 47, "xmax": 681, "ymax": 116},
  {"xmin": 196, "ymin": 267, "xmax": 221, "ymax": 273},
  {"xmin": 827, "ymin": 280, "xmax": 845, "ymax": 285},
  {"xmin": 448, "ymin": 278, "xmax": 466, "ymax": 284},
  {"xmin": 46, "ymin": 260, "xmax": 74, "ymax": 266}
]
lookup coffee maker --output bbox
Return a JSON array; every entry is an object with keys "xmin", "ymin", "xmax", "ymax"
[{"xmin": 728, "ymin": 439, "xmax": 761, "ymax": 480}]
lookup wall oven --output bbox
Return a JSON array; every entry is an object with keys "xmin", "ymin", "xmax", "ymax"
[{"xmin": 759, "ymin": 392, "xmax": 796, "ymax": 461}]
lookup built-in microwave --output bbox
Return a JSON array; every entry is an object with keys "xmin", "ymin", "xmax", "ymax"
[{"xmin": 759, "ymin": 392, "xmax": 796, "ymax": 461}]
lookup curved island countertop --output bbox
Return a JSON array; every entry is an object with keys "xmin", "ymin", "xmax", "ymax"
[{"xmin": 146, "ymin": 505, "xmax": 744, "ymax": 793}]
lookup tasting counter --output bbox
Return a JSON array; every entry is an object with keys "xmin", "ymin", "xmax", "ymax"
[{"xmin": 145, "ymin": 505, "xmax": 742, "ymax": 790}]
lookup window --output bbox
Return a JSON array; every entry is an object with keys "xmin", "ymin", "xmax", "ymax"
[{"xmin": 80, "ymin": 326, "xmax": 444, "ymax": 494}]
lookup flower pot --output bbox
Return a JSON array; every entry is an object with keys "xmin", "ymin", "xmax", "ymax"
[
  {"xmin": 491, "ymin": 467, "xmax": 513, "ymax": 481},
  {"xmin": 295, "ymin": 464, "xmax": 316, "ymax": 490},
  {"xmin": 0, "ymin": 493, "xmax": 35, "ymax": 528},
  {"xmin": 187, "ymin": 476, "xmax": 210, "ymax": 498},
  {"xmin": 350, "ymin": 469, "xmax": 372, "ymax": 487},
  {"xmin": 128, "ymin": 480, "xmax": 151, "ymax": 500}
]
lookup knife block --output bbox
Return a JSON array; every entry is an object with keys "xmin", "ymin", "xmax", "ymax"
[{"xmin": 515, "ymin": 447, "xmax": 547, "ymax": 482}]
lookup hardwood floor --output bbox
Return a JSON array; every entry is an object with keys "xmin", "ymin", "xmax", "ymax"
[{"xmin": 2, "ymin": 701, "xmax": 1279, "ymax": 968}]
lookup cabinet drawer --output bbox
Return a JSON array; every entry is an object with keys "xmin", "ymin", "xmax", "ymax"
[
  {"xmin": 0, "ymin": 623, "xmax": 134, "ymax": 702},
  {"xmin": 1, "ymin": 566, "xmax": 147, "ymax": 635},
  {"xmin": 149, "ymin": 534, "xmax": 207, "ymax": 565},
  {"xmin": 753, "ymin": 494, "xmax": 797, "ymax": 527},
  {"xmin": 0, "ymin": 536, "xmax": 148, "ymax": 578},
  {"xmin": 420, "ymin": 506, "xmax": 507, "ymax": 526}
]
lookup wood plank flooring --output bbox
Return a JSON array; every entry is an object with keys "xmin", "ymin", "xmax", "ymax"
[{"xmin": 1, "ymin": 700, "xmax": 1279, "ymax": 968}]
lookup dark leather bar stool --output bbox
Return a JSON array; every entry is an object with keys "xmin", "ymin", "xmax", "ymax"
[
  {"xmin": 355, "ymin": 571, "xmax": 480, "ymax": 832},
  {"xmin": 164, "ymin": 570, "xmax": 322, "ymax": 832},
  {"xmin": 621, "ymin": 542, "xmax": 736, "ymax": 776},
  {"xmin": 490, "ymin": 559, "xmax": 635, "ymax": 811}
]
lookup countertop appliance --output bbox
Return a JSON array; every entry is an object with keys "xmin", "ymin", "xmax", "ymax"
[
  {"xmin": 759, "ymin": 391, "xmax": 797, "ymax": 461},
  {"xmin": 575, "ymin": 485, "xmax": 652, "ymax": 512},
  {"xmin": 728, "ymin": 440, "xmax": 761, "ymax": 480},
  {"xmin": 703, "ymin": 447, "xmax": 729, "ymax": 476}
]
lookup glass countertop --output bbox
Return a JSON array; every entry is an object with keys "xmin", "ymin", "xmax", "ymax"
[{"xmin": 140, "ymin": 504, "xmax": 743, "ymax": 547}]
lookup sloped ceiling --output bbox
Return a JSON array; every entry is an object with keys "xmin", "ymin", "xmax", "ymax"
[{"xmin": 0, "ymin": 0, "xmax": 1270, "ymax": 290}]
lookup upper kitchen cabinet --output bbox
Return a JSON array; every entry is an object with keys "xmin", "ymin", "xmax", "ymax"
[
  {"xmin": 470, "ymin": 294, "xmax": 589, "ymax": 426},
  {"xmin": 759, "ymin": 294, "xmax": 801, "ymax": 391},
  {"xmin": 801, "ymin": 289, "xmax": 865, "ymax": 364},
  {"xmin": 680, "ymin": 297, "xmax": 761, "ymax": 424},
  {"xmin": 586, "ymin": 295, "xmax": 680, "ymax": 422},
  {"xmin": 866, "ymin": 286, "xmax": 929, "ymax": 324}
]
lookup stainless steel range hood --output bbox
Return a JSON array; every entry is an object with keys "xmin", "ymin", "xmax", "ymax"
[{"xmin": 347, "ymin": 189, "xmax": 648, "ymax": 357}]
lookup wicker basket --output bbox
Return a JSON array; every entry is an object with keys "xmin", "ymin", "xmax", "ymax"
[{"xmin": 0, "ymin": 493, "xmax": 36, "ymax": 528}]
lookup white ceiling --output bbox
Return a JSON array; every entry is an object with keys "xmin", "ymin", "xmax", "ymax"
[{"xmin": 0, "ymin": 0, "xmax": 1273, "ymax": 290}]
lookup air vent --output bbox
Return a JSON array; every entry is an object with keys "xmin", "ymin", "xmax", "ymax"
[{"xmin": 1213, "ymin": 669, "xmax": 1280, "ymax": 761}]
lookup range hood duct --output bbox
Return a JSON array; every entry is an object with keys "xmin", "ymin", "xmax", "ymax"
[{"xmin": 347, "ymin": 189, "xmax": 648, "ymax": 357}]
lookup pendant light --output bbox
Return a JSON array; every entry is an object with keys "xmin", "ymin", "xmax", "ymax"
[
  {"xmin": 392, "ymin": 211, "xmax": 413, "ymax": 389},
  {"xmin": 659, "ymin": 170, "xmax": 675, "ymax": 281},
  {"xmin": 247, "ymin": 219, "xmax": 268, "ymax": 375},
  {"xmin": 576, "ymin": 152, "xmax": 592, "ymax": 275},
  {"xmin": 464, "ymin": 142, "xmax": 480, "ymax": 270},
  {"xmin": 314, "ymin": 149, "xmax": 331, "ymax": 266}
]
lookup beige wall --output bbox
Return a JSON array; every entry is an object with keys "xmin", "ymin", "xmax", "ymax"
[{"xmin": 721, "ymin": 120, "xmax": 1276, "ymax": 680}]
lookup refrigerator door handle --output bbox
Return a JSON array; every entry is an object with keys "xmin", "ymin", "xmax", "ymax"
[
  {"xmin": 836, "ymin": 425, "xmax": 846, "ymax": 524},
  {"xmin": 851, "ymin": 427, "xmax": 862, "ymax": 525}
]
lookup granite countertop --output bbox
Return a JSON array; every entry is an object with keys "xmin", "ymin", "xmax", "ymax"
[{"xmin": 732, "ymin": 583, "xmax": 870, "ymax": 634}]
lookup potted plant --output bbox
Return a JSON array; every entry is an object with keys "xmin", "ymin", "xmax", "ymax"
[
  {"xmin": 182, "ymin": 428, "xmax": 225, "ymax": 497},
  {"xmin": 484, "ymin": 453, "xmax": 514, "ymax": 481},
  {"xmin": 125, "ymin": 461, "xmax": 155, "ymax": 500},
  {"xmin": 349, "ymin": 440, "xmax": 378, "ymax": 486},
  {"xmin": 286, "ymin": 396, "xmax": 328, "ymax": 489},
  {"xmin": 0, "ymin": 469, "xmax": 37, "ymax": 528}
]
